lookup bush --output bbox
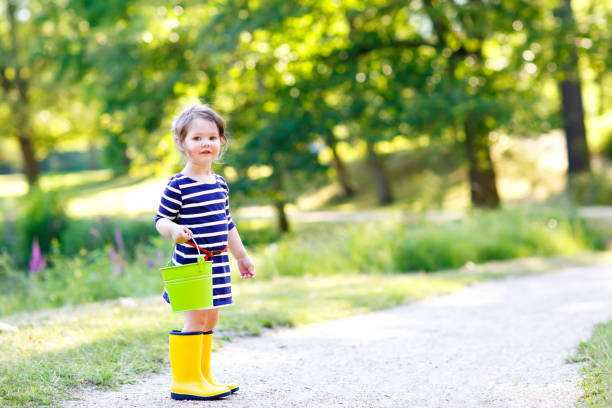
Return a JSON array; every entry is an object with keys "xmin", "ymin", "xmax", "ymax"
[
  {"xmin": 0, "ymin": 207, "xmax": 606, "ymax": 316},
  {"xmin": 10, "ymin": 195, "xmax": 159, "ymax": 268},
  {"xmin": 59, "ymin": 217, "xmax": 158, "ymax": 260},
  {"xmin": 0, "ymin": 238, "xmax": 168, "ymax": 316},
  {"xmin": 258, "ymin": 222, "xmax": 399, "ymax": 278},
  {"xmin": 393, "ymin": 208, "xmax": 602, "ymax": 272},
  {"xmin": 19, "ymin": 216, "xmax": 269, "ymax": 264},
  {"xmin": 14, "ymin": 188, "xmax": 67, "ymax": 267},
  {"xmin": 260, "ymin": 207, "xmax": 606, "ymax": 277}
]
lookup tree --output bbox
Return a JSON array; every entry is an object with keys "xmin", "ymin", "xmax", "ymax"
[
  {"xmin": 400, "ymin": 0, "xmax": 553, "ymax": 207},
  {"xmin": 68, "ymin": 0, "xmax": 193, "ymax": 175},
  {"xmin": 555, "ymin": 0, "xmax": 590, "ymax": 175},
  {"xmin": 0, "ymin": 0, "xmax": 102, "ymax": 187},
  {"xmin": 221, "ymin": 42, "xmax": 327, "ymax": 233},
  {"xmin": 309, "ymin": 92, "xmax": 356, "ymax": 198},
  {"xmin": 1, "ymin": 0, "xmax": 40, "ymax": 187}
]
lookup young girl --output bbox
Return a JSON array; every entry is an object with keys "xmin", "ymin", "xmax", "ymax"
[{"xmin": 155, "ymin": 104, "xmax": 255, "ymax": 401}]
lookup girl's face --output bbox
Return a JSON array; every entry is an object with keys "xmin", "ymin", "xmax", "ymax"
[{"xmin": 179, "ymin": 118, "xmax": 221, "ymax": 169}]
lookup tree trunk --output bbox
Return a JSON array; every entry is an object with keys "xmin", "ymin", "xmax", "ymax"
[
  {"xmin": 17, "ymin": 135, "xmax": 39, "ymax": 186},
  {"xmin": 464, "ymin": 115, "xmax": 500, "ymax": 208},
  {"xmin": 7, "ymin": 0, "xmax": 39, "ymax": 187},
  {"xmin": 560, "ymin": 81, "xmax": 590, "ymax": 174},
  {"xmin": 274, "ymin": 199, "xmax": 289, "ymax": 233},
  {"xmin": 366, "ymin": 139, "xmax": 393, "ymax": 205},
  {"xmin": 558, "ymin": 0, "xmax": 590, "ymax": 175},
  {"xmin": 271, "ymin": 168, "xmax": 290, "ymax": 233},
  {"xmin": 327, "ymin": 135, "xmax": 355, "ymax": 198}
]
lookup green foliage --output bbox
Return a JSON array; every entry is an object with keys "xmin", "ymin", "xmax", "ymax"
[
  {"xmin": 2, "ymin": 208, "xmax": 605, "ymax": 317},
  {"xmin": 2, "ymin": 0, "xmax": 610, "ymax": 220},
  {"xmin": 9, "ymin": 208, "xmax": 157, "ymax": 270},
  {"xmin": 1, "ymin": 0, "xmax": 610, "ymax": 201},
  {"xmin": 0, "ymin": 240, "xmax": 165, "ymax": 316},
  {"xmin": 102, "ymin": 133, "xmax": 131, "ymax": 175},
  {"xmin": 67, "ymin": 0, "xmax": 131, "ymax": 28},
  {"xmin": 15, "ymin": 188, "xmax": 68, "ymax": 267},
  {"xmin": 260, "ymin": 208, "xmax": 605, "ymax": 277},
  {"xmin": 394, "ymin": 209, "xmax": 602, "ymax": 272},
  {"xmin": 59, "ymin": 217, "xmax": 158, "ymax": 259},
  {"xmin": 601, "ymin": 133, "xmax": 612, "ymax": 159},
  {"xmin": 4, "ymin": 213, "xmax": 272, "ymax": 275}
]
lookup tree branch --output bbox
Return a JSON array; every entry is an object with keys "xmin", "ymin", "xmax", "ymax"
[{"xmin": 6, "ymin": 0, "xmax": 28, "ymax": 102}]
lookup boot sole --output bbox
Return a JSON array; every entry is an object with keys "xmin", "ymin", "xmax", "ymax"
[{"xmin": 171, "ymin": 391, "xmax": 231, "ymax": 400}]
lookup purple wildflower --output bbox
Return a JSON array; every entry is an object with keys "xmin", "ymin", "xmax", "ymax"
[
  {"xmin": 29, "ymin": 237, "xmax": 46, "ymax": 274},
  {"xmin": 147, "ymin": 259, "xmax": 155, "ymax": 268}
]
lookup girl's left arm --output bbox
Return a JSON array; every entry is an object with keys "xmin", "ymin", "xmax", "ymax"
[{"xmin": 228, "ymin": 227, "xmax": 256, "ymax": 279}]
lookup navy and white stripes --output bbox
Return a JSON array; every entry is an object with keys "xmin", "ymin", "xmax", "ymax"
[{"xmin": 155, "ymin": 173, "xmax": 235, "ymax": 308}]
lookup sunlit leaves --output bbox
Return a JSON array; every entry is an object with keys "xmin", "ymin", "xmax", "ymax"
[{"xmin": 1, "ymin": 0, "xmax": 607, "ymax": 192}]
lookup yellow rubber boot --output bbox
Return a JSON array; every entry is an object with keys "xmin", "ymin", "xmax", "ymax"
[
  {"xmin": 202, "ymin": 331, "xmax": 239, "ymax": 393},
  {"xmin": 169, "ymin": 331, "xmax": 230, "ymax": 400}
]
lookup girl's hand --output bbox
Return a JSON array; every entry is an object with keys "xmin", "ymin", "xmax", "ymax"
[
  {"xmin": 171, "ymin": 224, "xmax": 193, "ymax": 244},
  {"xmin": 237, "ymin": 255, "xmax": 256, "ymax": 279}
]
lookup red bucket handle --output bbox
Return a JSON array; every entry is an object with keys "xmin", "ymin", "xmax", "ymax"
[{"xmin": 185, "ymin": 239, "xmax": 228, "ymax": 261}]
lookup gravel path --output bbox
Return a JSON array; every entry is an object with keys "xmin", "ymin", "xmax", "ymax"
[{"xmin": 62, "ymin": 265, "xmax": 612, "ymax": 408}]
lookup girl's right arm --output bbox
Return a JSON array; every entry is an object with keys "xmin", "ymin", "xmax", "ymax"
[{"xmin": 156, "ymin": 218, "xmax": 193, "ymax": 244}]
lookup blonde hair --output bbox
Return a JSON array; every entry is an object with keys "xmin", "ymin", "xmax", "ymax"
[{"xmin": 171, "ymin": 104, "xmax": 229, "ymax": 160}]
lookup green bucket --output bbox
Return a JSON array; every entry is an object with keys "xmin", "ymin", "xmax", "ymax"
[{"xmin": 160, "ymin": 255, "xmax": 213, "ymax": 312}]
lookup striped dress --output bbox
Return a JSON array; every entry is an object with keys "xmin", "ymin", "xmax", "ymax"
[{"xmin": 155, "ymin": 173, "xmax": 235, "ymax": 309}]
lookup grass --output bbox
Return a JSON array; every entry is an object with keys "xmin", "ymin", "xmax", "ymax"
[
  {"xmin": 1, "ymin": 207, "xmax": 605, "ymax": 317},
  {"xmin": 570, "ymin": 319, "xmax": 612, "ymax": 407},
  {"xmin": 2, "ymin": 253, "xmax": 609, "ymax": 407}
]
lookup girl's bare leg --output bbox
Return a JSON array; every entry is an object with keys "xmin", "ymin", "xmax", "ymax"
[{"xmin": 183, "ymin": 308, "xmax": 219, "ymax": 332}]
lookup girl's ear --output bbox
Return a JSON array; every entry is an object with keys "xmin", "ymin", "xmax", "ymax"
[{"xmin": 173, "ymin": 136, "xmax": 184, "ymax": 153}]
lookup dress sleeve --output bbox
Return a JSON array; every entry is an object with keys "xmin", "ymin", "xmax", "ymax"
[{"xmin": 155, "ymin": 178, "xmax": 182, "ymax": 224}]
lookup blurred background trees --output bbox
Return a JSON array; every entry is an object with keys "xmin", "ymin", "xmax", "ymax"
[{"xmin": 0, "ymin": 0, "xmax": 610, "ymax": 233}]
